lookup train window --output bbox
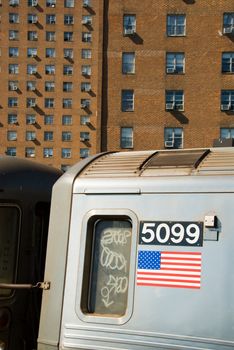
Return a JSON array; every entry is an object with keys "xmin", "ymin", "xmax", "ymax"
[
  {"xmin": 81, "ymin": 219, "xmax": 132, "ymax": 317},
  {"xmin": 0, "ymin": 205, "xmax": 20, "ymax": 297}
]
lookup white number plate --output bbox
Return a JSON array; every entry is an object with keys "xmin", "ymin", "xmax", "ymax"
[{"xmin": 139, "ymin": 221, "xmax": 203, "ymax": 246}]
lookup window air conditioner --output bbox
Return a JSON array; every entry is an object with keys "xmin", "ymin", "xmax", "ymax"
[
  {"xmin": 166, "ymin": 103, "xmax": 175, "ymax": 110},
  {"xmin": 167, "ymin": 67, "xmax": 175, "ymax": 73},
  {"xmin": 80, "ymin": 137, "xmax": 89, "ymax": 142},
  {"xmin": 124, "ymin": 28, "xmax": 135, "ymax": 35},
  {"xmin": 28, "ymin": 153, "xmax": 35, "ymax": 158},
  {"xmin": 81, "ymin": 102, "xmax": 88, "ymax": 108},
  {"xmin": 11, "ymin": 85, "xmax": 18, "ymax": 91},
  {"xmin": 165, "ymin": 140, "xmax": 174, "ymax": 148},
  {"xmin": 223, "ymin": 26, "xmax": 233, "ymax": 34},
  {"xmin": 221, "ymin": 104, "xmax": 231, "ymax": 111},
  {"xmin": 32, "ymin": 0, "xmax": 38, "ymax": 6},
  {"xmin": 175, "ymin": 104, "xmax": 183, "ymax": 111}
]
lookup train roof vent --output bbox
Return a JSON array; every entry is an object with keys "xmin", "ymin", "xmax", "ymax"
[
  {"xmin": 194, "ymin": 148, "xmax": 234, "ymax": 176},
  {"xmin": 80, "ymin": 150, "xmax": 155, "ymax": 178},
  {"xmin": 141, "ymin": 149, "xmax": 209, "ymax": 176}
]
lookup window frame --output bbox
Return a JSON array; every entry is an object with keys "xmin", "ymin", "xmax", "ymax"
[
  {"xmin": 122, "ymin": 52, "xmax": 135, "ymax": 74},
  {"xmin": 222, "ymin": 52, "xmax": 234, "ymax": 74},
  {"xmin": 167, "ymin": 14, "xmax": 186, "ymax": 37},
  {"xmin": 121, "ymin": 90, "xmax": 134, "ymax": 112},
  {"xmin": 166, "ymin": 52, "xmax": 185, "ymax": 74},
  {"xmin": 75, "ymin": 209, "xmax": 137, "ymax": 324},
  {"xmin": 120, "ymin": 127, "xmax": 133, "ymax": 149},
  {"xmin": 164, "ymin": 127, "xmax": 184, "ymax": 149}
]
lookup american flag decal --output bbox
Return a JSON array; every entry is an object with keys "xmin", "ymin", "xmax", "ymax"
[{"xmin": 137, "ymin": 250, "xmax": 201, "ymax": 289}]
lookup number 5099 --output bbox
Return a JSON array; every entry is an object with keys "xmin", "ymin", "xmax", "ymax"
[{"xmin": 139, "ymin": 221, "xmax": 203, "ymax": 246}]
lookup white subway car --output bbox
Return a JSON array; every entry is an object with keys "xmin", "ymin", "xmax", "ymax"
[{"xmin": 38, "ymin": 147, "xmax": 234, "ymax": 350}]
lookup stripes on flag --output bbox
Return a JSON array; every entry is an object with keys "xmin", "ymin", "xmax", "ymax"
[{"xmin": 137, "ymin": 250, "xmax": 201, "ymax": 289}]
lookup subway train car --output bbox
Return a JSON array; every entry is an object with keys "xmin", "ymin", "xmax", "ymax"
[
  {"xmin": 0, "ymin": 157, "xmax": 62, "ymax": 350},
  {"xmin": 38, "ymin": 147, "xmax": 234, "ymax": 350}
]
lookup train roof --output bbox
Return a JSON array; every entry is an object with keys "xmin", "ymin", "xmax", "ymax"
[
  {"xmin": 56, "ymin": 148, "xmax": 234, "ymax": 195},
  {"xmin": 0, "ymin": 156, "xmax": 62, "ymax": 195}
]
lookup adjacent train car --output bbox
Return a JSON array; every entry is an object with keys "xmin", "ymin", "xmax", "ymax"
[
  {"xmin": 38, "ymin": 147, "xmax": 234, "ymax": 350},
  {"xmin": 0, "ymin": 157, "xmax": 62, "ymax": 350}
]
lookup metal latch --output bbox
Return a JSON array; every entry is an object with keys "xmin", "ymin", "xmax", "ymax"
[{"xmin": 0, "ymin": 281, "xmax": 51, "ymax": 290}]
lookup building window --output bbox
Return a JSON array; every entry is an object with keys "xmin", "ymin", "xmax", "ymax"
[
  {"xmin": 63, "ymin": 65, "xmax": 73, "ymax": 75},
  {"xmin": 80, "ymin": 148, "xmax": 89, "ymax": 158},
  {"xmin": 64, "ymin": 0, "xmax": 74, "ymax": 8},
  {"xmin": 45, "ymin": 65, "xmax": 55, "ymax": 75},
  {"xmin": 44, "ymin": 115, "xmax": 54, "ymax": 125},
  {"xmin": 28, "ymin": 31, "xmax": 38, "ymax": 41},
  {"xmin": 62, "ymin": 131, "xmax": 72, "ymax": 141},
  {"xmin": 9, "ymin": 30, "xmax": 19, "ymax": 40},
  {"xmin": 64, "ymin": 48, "xmax": 73, "ymax": 59},
  {"xmin": 64, "ymin": 15, "xmax": 74, "ymax": 25},
  {"xmin": 9, "ymin": 0, "xmax": 19, "ymax": 7},
  {"xmin": 44, "ymin": 148, "xmax": 53, "ymax": 158},
  {"xmin": 46, "ymin": 48, "xmax": 56, "ymax": 58},
  {"xmin": 63, "ymin": 82, "xmax": 73, "ymax": 92},
  {"xmin": 80, "ymin": 131, "xmax": 90, "ymax": 141},
  {"xmin": 165, "ymin": 90, "xmax": 184, "ymax": 111},
  {"xmin": 220, "ymin": 128, "xmax": 234, "ymax": 139},
  {"xmin": 9, "ymin": 64, "xmax": 19, "ymax": 74},
  {"xmin": 82, "ymin": 15, "xmax": 92, "ymax": 25},
  {"xmin": 25, "ymin": 147, "xmax": 35, "ymax": 158},
  {"xmin": 81, "ymin": 99, "xmax": 90, "ymax": 108},
  {"xmin": 82, "ymin": 32, "xmax": 92, "ymax": 42},
  {"xmin": 62, "ymin": 115, "xmax": 72, "ymax": 125},
  {"xmin": 9, "ymin": 47, "xmax": 19, "ymax": 57},
  {"xmin": 223, "ymin": 13, "xmax": 234, "ymax": 34},
  {"xmin": 7, "ymin": 130, "xmax": 17, "ymax": 141},
  {"xmin": 8, "ymin": 97, "xmax": 18, "ymax": 107},
  {"xmin": 83, "ymin": 0, "xmax": 91, "ymax": 7},
  {"xmin": 46, "ymin": 31, "xmax": 56, "ymax": 41},
  {"xmin": 82, "ymin": 49, "xmax": 91, "ymax": 59},
  {"xmin": 45, "ymin": 98, "xmax": 55, "ymax": 108},
  {"xmin": 27, "ymin": 47, "xmax": 37, "ymax": 57},
  {"xmin": 6, "ymin": 147, "xmax": 16, "ymax": 156},
  {"xmin": 164, "ymin": 128, "xmax": 183, "ymax": 149},
  {"xmin": 44, "ymin": 131, "xmax": 53, "ymax": 141},
  {"xmin": 122, "ymin": 52, "xmax": 135, "ymax": 74},
  {"xmin": 28, "ymin": 0, "xmax": 38, "ymax": 6},
  {"xmin": 8, "ymin": 114, "xmax": 18, "ymax": 124},
  {"xmin": 80, "ymin": 115, "xmax": 90, "ymax": 125},
  {"xmin": 9, "ymin": 13, "xmax": 19, "ymax": 23},
  {"xmin": 123, "ymin": 15, "xmax": 136, "ymax": 35},
  {"xmin": 166, "ymin": 53, "xmax": 185, "ymax": 74},
  {"xmin": 27, "ymin": 64, "xmax": 37, "ymax": 75},
  {"xmin": 81, "ymin": 65, "xmax": 91, "ymax": 76},
  {"xmin": 27, "ymin": 97, "xmax": 36, "ymax": 107},
  {"xmin": 221, "ymin": 90, "xmax": 234, "ymax": 111},
  {"xmin": 81, "ymin": 82, "xmax": 91, "ymax": 92},
  {"xmin": 222, "ymin": 53, "xmax": 234, "ymax": 73},
  {"xmin": 45, "ymin": 81, "xmax": 55, "ymax": 91},
  {"xmin": 9, "ymin": 80, "xmax": 18, "ymax": 91},
  {"xmin": 27, "ymin": 81, "xmax": 36, "ymax": 91},
  {"xmin": 46, "ymin": 14, "xmax": 56, "ymax": 24},
  {"xmin": 26, "ymin": 131, "xmax": 36, "ymax": 141},
  {"xmin": 167, "ymin": 15, "xmax": 186, "ymax": 36},
  {"xmin": 46, "ymin": 0, "xmax": 56, "ymax": 7},
  {"xmin": 63, "ymin": 98, "xmax": 72, "ymax": 108},
  {"xmin": 64, "ymin": 31, "xmax": 73, "ymax": 42},
  {"xmin": 62, "ymin": 148, "xmax": 71, "ymax": 158},
  {"xmin": 122, "ymin": 90, "xmax": 134, "ymax": 112},
  {"xmin": 120, "ymin": 127, "xmax": 133, "ymax": 149},
  {"xmin": 26, "ymin": 114, "xmax": 36, "ymax": 124},
  {"xmin": 28, "ymin": 14, "xmax": 38, "ymax": 24}
]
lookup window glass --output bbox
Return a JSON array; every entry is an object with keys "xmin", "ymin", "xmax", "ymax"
[
  {"xmin": 166, "ymin": 53, "xmax": 184, "ymax": 73},
  {"xmin": 122, "ymin": 90, "xmax": 134, "ymax": 112},
  {"xmin": 167, "ymin": 15, "xmax": 186, "ymax": 36},
  {"xmin": 0, "ymin": 206, "xmax": 20, "ymax": 297},
  {"xmin": 222, "ymin": 53, "xmax": 234, "ymax": 73},
  {"xmin": 122, "ymin": 52, "xmax": 135, "ymax": 74},
  {"xmin": 81, "ymin": 219, "xmax": 132, "ymax": 316},
  {"xmin": 121, "ymin": 127, "xmax": 133, "ymax": 148},
  {"xmin": 164, "ymin": 127, "xmax": 183, "ymax": 149},
  {"xmin": 123, "ymin": 14, "xmax": 136, "ymax": 35},
  {"xmin": 223, "ymin": 13, "xmax": 234, "ymax": 33}
]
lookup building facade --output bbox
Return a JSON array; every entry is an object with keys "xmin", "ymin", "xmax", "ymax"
[
  {"xmin": 0, "ymin": 0, "xmax": 103, "ymax": 170},
  {"xmin": 101, "ymin": 0, "xmax": 234, "ymax": 152},
  {"xmin": 0, "ymin": 0, "xmax": 233, "ymax": 169}
]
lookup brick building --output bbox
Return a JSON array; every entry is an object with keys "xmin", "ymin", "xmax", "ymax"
[{"xmin": 0, "ymin": 0, "xmax": 233, "ymax": 170}]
